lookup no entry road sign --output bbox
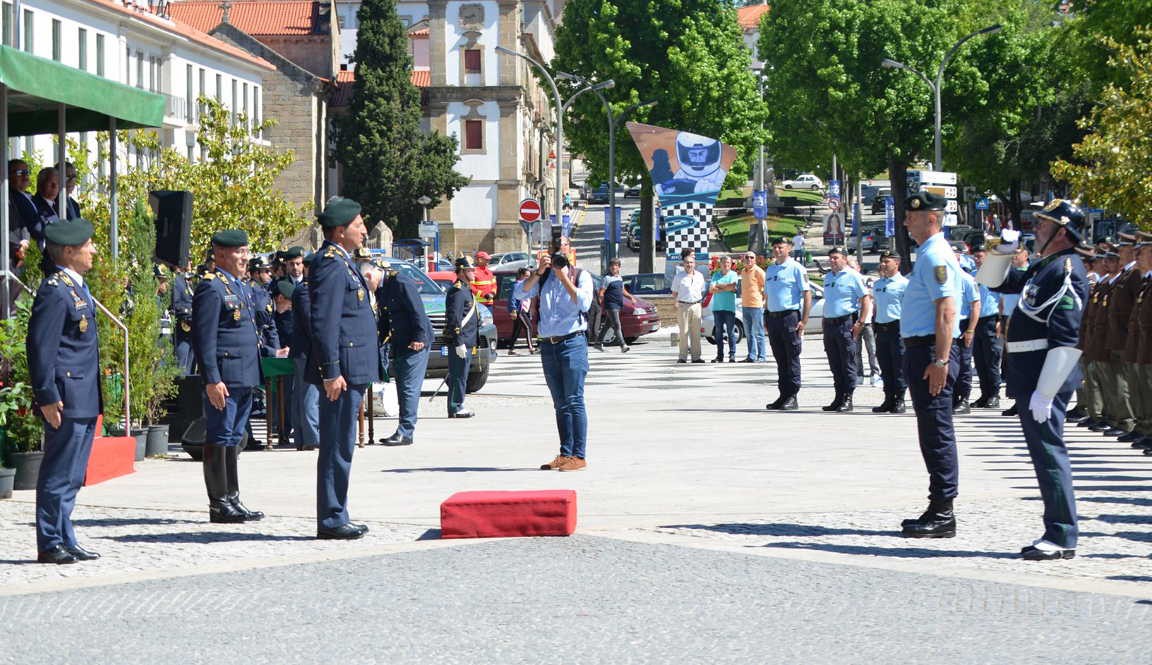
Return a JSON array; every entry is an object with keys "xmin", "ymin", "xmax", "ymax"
[{"xmin": 519, "ymin": 198, "xmax": 542, "ymax": 222}]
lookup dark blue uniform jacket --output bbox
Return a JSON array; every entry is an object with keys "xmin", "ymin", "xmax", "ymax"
[
  {"xmin": 27, "ymin": 269, "xmax": 102, "ymax": 419},
  {"xmin": 379, "ymin": 273, "xmax": 433, "ymax": 349},
  {"xmin": 306, "ymin": 241, "xmax": 381, "ymax": 386},
  {"xmin": 192, "ymin": 268, "xmax": 262, "ymax": 388},
  {"xmin": 444, "ymin": 280, "xmax": 479, "ymax": 348}
]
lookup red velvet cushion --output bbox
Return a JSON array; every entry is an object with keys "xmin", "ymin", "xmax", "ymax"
[
  {"xmin": 440, "ymin": 490, "xmax": 577, "ymax": 539},
  {"xmin": 85, "ymin": 436, "xmax": 136, "ymax": 486}
]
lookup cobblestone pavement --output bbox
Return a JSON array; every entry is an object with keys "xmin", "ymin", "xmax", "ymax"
[{"xmin": 2, "ymin": 536, "xmax": 1150, "ymax": 665}]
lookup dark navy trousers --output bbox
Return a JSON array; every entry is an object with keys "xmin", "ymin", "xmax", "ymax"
[
  {"xmin": 392, "ymin": 347, "xmax": 429, "ymax": 437},
  {"xmin": 1019, "ymin": 388, "xmax": 1078, "ymax": 548},
  {"xmin": 904, "ymin": 340, "xmax": 960, "ymax": 501},
  {"xmin": 766, "ymin": 310, "xmax": 802, "ymax": 397},
  {"xmin": 317, "ymin": 384, "xmax": 365, "ymax": 530},
  {"xmin": 822, "ymin": 315, "xmax": 857, "ymax": 396},
  {"xmin": 447, "ymin": 351, "xmax": 471, "ymax": 415},
  {"xmin": 204, "ymin": 387, "xmax": 253, "ymax": 447},
  {"xmin": 973, "ymin": 316, "xmax": 1003, "ymax": 399},
  {"xmin": 36, "ymin": 417, "xmax": 98, "ymax": 551},
  {"xmin": 874, "ymin": 323, "xmax": 906, "ymax": 397},
  {"xmin": 955, "ymin": 319, "xmax": 974, "ymax": 402}
]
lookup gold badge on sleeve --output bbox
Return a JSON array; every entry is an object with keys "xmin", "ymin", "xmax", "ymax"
[{"xmin": 934, "ymin": 265, "xmax": 948, "ymax": 285}]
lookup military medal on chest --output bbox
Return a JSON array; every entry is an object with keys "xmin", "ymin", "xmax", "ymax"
[
  {"xmin": 357, "ymin": 289, "xmax": 365, "ymax": 301},
  {"xmin": 233, "ymin": 308, "xmax": 242, "ymax": 321},
  {"xmin": 79, "ymin": 316, "xmax": 88, "ymax": 333}
]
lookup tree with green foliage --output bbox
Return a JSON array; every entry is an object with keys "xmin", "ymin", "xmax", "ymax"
[
  {"xmin": 334, "ymin": 0, "xmax": 468, "ymax": 238},
  {"xmin": 1052, "ymin": 32, "xmax": 1152, "ymax": 228},
  {"xmin": 553, "ymin": 0, "xmax": 767, "ymax": 269}
]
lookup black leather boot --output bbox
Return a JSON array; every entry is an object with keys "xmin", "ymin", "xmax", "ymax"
[
  {"xmin": 225, "ymin": 446, "xmax": 264, "ymax": 521},
  {"xmin": 203, "ymin": 444, "xmax": 245, "ymax": 524},
  {"xmin": 890, "ymin": 395, "xmax": 907, "ymax": 414},
  {"xmin": 835, "ymin": 393, "xmax": 853, "ymax": 412},
  {"xmin": 901, "ymin": 499, "xmax": 956, "ymax": 538},
  {"xmin": 872, "ymin": 394, "xmax": 894, "ymax": 413},
  {"xmin": 952, "ymin": 399, "xmax": 971, "ymax": 415},
  {"xmin": 822, "ymin": 393, "xmax": 844, "ymax": 412},
  {"xmin": 778, "ymin": 395, "xmax": 798, "ymax": 411}
]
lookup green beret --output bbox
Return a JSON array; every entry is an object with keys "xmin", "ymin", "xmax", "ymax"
[
  {"xmin": 455, "ymin": 256, "xmax": 475, "ymax": 270},
  {"xmin": 43, "ymin": 217, "xmax": 94, "ymax": 247},
  {"xmin": 318, "ymin": 197, "xmax": 362, "ymax": 228},
  {"xmin": 283, "ymin": 246, "xmax": 305, "ymax": 259},
  {"xmin": 247, "ymin": 256, "xmax": 269, "ymax": 271},
  {"xmin": 275, "ymin": 279, "xmax": 295, "ymax": 299},
  {"xmin": 905, "ymin": 191, "xmax": 947, "ymax": 212},
  {"xmin": 211, "ymin": 229, "xmax": 249, "ymax": 247}
]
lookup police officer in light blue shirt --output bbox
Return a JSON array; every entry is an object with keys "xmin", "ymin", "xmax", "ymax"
[
  {"xmin": 898, "ymin": 191, "xmax": 963, "ymax": 539},
  {"xmin": 763, "ymin": 238, "xmax": 812, "ymax": 410},
  {"xmin": 970, "ymin": 242, "xmax": 1004, "ymax": 409},
  {"xmin": 871, "ymin": 250, "xmax": 909, "ymax": 413},
  {"xmin": 819, "ymin": 247, "xmax": 870, "ymax": 412},
  {"xmin": 953, "ymin": 264, "xmax": 982, "ymax": 414}
]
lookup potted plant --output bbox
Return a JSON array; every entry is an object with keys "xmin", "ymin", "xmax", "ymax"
[{"xmin": 0, "ymin": 298, "xmax": 44, "ymax": 490}]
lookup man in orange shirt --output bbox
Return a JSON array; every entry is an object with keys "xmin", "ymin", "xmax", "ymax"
[
  {"xmin": 740, "ymin": 251, "xmax": 767, "ymax": 362},
  {"xmin": 471, "ymin": 250, "xmax": 496, "ymax": 306}
]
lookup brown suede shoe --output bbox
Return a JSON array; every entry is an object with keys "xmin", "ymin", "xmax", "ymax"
[
  {"xmin": 540, "ymin": 455, "xmax": 569, "ymax": 470},
  {"xmin": 558, "ymin": 457, "xmax": 587, "ymax": 472}
]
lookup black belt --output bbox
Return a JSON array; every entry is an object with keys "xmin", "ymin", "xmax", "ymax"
[
  {"xmin": 766, "ymin": 309, "xmax": 799, "ymax": 319},
  {"xmin": 904, "ymin": 335, "xmax": 960, "ymax": 348},
  {"xmin": 824, "ymin": 314, "xmax": 856, "ymax": 325},
  {"xmin": 540, "ymin": 331, "xmax": 584, "ymax": 345},
  {"xmin": 874, "ymin": 321, "xmax": 900, "ymax": 332},
  {"xmin": 678, "ymin": 300, "xmax": 701, "ymax": 305}
]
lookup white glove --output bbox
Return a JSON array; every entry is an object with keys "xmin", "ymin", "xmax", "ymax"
[
  {"xmin": 1029, "ymin": 391, "xmax": 1053, "ymax": 423},
  {"xmin": 455, "ymin": 344, "xmax": 467, "ymax": 359},
  {"xmin": 992, "ymin": 228, "xmax": 1021, "ymax": 255}
]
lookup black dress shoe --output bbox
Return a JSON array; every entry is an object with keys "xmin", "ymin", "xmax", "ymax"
[
  {"xmin": 691, "ymin": 358, "xmax": 706, "ymax": 363},
  {"xmin": 677, "ymin": 359, "xmax": 687, "ymax": 364},
  {"xmin": 765, "ymin": 397, "xmax": 784, "ymax": 410},
  {"xmin": 971, "ymin": 396, "xmax": 988, "ymax": 409},
  {"xmin": 230, "ymin": 496, "xmax": 265, "ymax": 522},
  {"xmin": 1076, "ymin": 417, "xmax": 1097, "ymax": 428},
  {"xmin": 1102, "ymin": 427, "xmax": 1128, "ymax": 437},
  {"xmin": 348, "ymin": 522, "xmax": 370, "ymax": 535},
  {"xmin": 1118, "ymin": 431, "xmax": 1143, "ymax": 443},
  {"xmin": 902, "ymin": 513, "xmax": 956, "ymax": 538},
  {"xmin": 982, "ymin": 395, "xmax": 1000, "ymax": 409},
  {"xmin": 67, "ymin": 545, "xmax": 101, "ymax": 561},
  {"xmin": 952, "ymin": 400, "xmax": 971, "ymax": 415},
  {"xmin": 779, "ymin": 395, "xmax": 798, "ymax": 411},
  {"xmin": 872, "ymin": 399, "xmax": 894, "ymax": 414},
  {"xmin": 834, "ymin": 396, "xmax": 853, "ymax": 412},
  {"xmin": 1001, "ymin": 404, "xmax": 1019, "ymax": 417},
  {"xmin": 822, "ymin": 395, "xmax": 844, "ymax": 412},
  {"xmin": 1066, "ymin": 406, "xmax": 1087, "ymax": 420},
  {"xmin": 1131, "ymin": 437, "xmax": 1152, "ymax": 449},
  {"xmin": 317, "ymin": 523, "xmax": 366, "ymax": 540},
  {"xmin": 448, "ymin": 410, "xmax": 475, "ymax": 419},
  {"xmin": 741, "ymin": 358, "xmax": 756, "ymax": 363},
  {"xmin": 1089, "ymin": 421, "xmax": 1114, "ymax": 432},
  {"xmin": 37, "ymin": 545, "xmax": 78, "ymax": 565},
  {"xmin": 209, "ymin": 499, "xmax": 247, "ymax": 524},
  {"xmin": 380, "ymin": 432, "xmax": 414, "ymax": 446},
  {"xmin": 711, "ymin": 357, "xmax": 724, "ymax": 363},
  {"xmin": 1020, "ymin": 544, "xmax": 1075, "ymax": 561},
  {"xmin": 891, "ymin": 398, "xmax": 907, "ymax": 414}
]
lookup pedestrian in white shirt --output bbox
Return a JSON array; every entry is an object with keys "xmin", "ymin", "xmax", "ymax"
[
  {"xmin": 791, "ymin": 232, "xmax": 806, "ymax": 263},
  {"xmin": 671, "ymin": 249, "xmax": 706, "ymax": 363}
]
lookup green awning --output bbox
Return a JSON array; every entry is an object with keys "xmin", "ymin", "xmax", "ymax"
[{"xmin": 0, "ymin": 45, "xmax": 165, "ymax": 135}]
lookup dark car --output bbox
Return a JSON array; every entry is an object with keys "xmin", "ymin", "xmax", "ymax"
[
  {"xmin": 587, "ymin": 183, "xmax": 610, "ymax": 204},
  {"xmin": 491, "ymin": 267, "xmax": 661, "ymax": 346},
  {"xmin": 626, "ymin": 209, "xmax": 667, "ymax": 251},
  {"xmin": 377, "ymin": 258, "xmax": 496, "ymax": 393},
  {"xmin": 621, "ymin": 272, "xmax": 672, "ymax": 296}
]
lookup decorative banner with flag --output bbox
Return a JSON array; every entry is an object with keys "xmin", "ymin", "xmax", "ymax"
[{"xmin": 625, "ymin": 122, "xmax": 737, "ymax": 263}]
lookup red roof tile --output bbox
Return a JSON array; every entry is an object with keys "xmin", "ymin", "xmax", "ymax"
[
  {"xmin": 737, "ymin": 4, "xmax": 770, "ymax": 30},
  {"xmin": 89, "ymin": 0, "xmax": 275, "ymax": 70},
  {"xmin": 329, "ymin": 69, "xmax": 430, "ymax": 107},
  {"xmin": 170, "ymin": 1, "xmax": 319, "ymax": 36}
]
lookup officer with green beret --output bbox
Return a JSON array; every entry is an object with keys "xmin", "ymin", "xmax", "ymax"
[
  {"xmin": 191, "ymin": 229, "xmax": 264, "ymax": 525},
  {"xmin": 307, "ymin": 197, "xmax": 380, "ymax": 539}
]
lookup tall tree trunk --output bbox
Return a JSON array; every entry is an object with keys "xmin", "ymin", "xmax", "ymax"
[{"xmin": 888, "ymin": 159, "xmax": 913, "ymax": 274}]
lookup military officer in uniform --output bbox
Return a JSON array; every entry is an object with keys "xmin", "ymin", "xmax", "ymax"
[
  {"xmin": 871, "ymin": 250, "xmax": 908, "ymax": 413},
  {"xmin": 1079, "ymin": 248, "xmax": 1119, "ymax": 431},
  {"xmin": 377, "ymin": 263, "xmax": 434, "ymax": 445},
  {"xmin": 898, "ymin": 192, "xmax": 963, "ymax": 538},
  {"xmin": 308, "ymin": 197, "xmax": 380, "ymax": 540},
  {"xmin": 191, "ymin": 230, "xmax": 265, "ymax": 524},
  {"xmin": 979, "ymin": 199, "xmax": 1089, "ymax": 560},
  {"xmin": 28, "ymin": 218, "xmax": 101, "ymax": 564},
  {"xmin": 763, "ymin": 236, "xmax": 811, "ymax": 411},
  {"xmin": 820, "ymin": 247, "xmax": 871, "ymax": 412},
  {"xmin": 247, "ymin": 256, "xmax": 281, "ymax": 356},
  {"xmin": 1101, "ymin": 234, "xmax": 1141, "ymax": 438},
  {"xmin": 291, "ymin": 256, "xmax": 320, "ymax": 451},
  {"xmin": 970, "ymin": 243, "xmax": 1003, "ymax": 408},
  {"xmin": 444, "ymin": 256, "xmax": 479, "ymax": 418},
  {"xmin": 171, "ymin": 262, "xmax": 196, "ymax": 374}
]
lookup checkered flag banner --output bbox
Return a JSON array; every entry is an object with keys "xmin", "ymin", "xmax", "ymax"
[{"xmin": 661, "ymin": 194, "xmax": 715, "ymax": 259}]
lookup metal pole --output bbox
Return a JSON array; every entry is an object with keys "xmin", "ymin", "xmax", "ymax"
[
  {"xmin": 933, "ymin": 82, "xmax": 942, "ymax": 171},
  {"xmin": 1, "ymin": 84, "xmax": 9, "ymax": 317},
  {"xmin": 57, "ymin": 105, "xmax": 67, "ymax": 217},
  {"xmin": 109, "ymin": 118, "xmax": 119, "ymax": 260}
]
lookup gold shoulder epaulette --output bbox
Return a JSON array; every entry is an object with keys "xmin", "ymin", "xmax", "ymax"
[{"xmin": 203, "ymin": 273, "xmax": 216, "ymax": 281}]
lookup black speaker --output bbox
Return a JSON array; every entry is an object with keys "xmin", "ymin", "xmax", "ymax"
[{"xmin": 150, "ymin": 190, "xmax": 193, "ymax": 267}]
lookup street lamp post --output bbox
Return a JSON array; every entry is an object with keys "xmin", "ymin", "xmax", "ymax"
[
  {"xmin": 496, "ymin": 45, "xmax": 565, "ymax": 244},
  {"xmin": 881, "ymin": 24, "xmax": 1001, "ymax": 171}
]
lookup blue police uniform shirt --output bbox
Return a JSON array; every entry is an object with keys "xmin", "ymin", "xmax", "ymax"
[
  {"xmin": 763, "ymin": 258, "xmax": 810, "ymax": 312},
  {"xmin": 872, "ymin": 273, "xmax": 909, "ymax": 324},
  {"xmin": 27, "ymin": 267, "xmax": 102, "ymax": 419},
  {"xmin": 821, "ymin": 267, "xmax": 866, "ymax": 318},
  {"xmin": 514, "ymin": 268, "xmax": 594, "ymax": 338},
  {"xmin": 977, "ymin": 282, "xmax": 1000, "ymax": 317},
  {"xmin": 900, "ymin": 232, "xmax": 963, "ymax": 338},
  {"xmin": 995, "ymin": 249, "xmax": 1088, "ymax": 395},
  {"xmin": 958, "ymin": 272, "xmax": 981, "ymax": 320},
  {"xmin": 306, "ymin": 241, "xmax": 381, "ymax": 386},
  {"xmin": 191, "ymin": 268, "xmax": 262, "ymax": 388}
]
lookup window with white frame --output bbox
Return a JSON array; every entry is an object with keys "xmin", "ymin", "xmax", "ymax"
[
  {"xmin": 21, "ymin": 8, "xmax": 32, "ymax": 53},
  {"xmin": 51, "ymin": 19, "xmax": 60, "ymax": 61},
  {"xmin": 95, "ymin": 33, "xmax": 104, "ymax": 76},
  {"xmin": 77, "ymin": 28, "xmax": 87, "ymax": 71}
]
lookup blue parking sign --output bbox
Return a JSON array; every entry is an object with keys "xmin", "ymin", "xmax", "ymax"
[
  {"xmin": 752, "ymin": 190, "xmax": 767, "ymax": 219},
  {"xmin": 884, "ymin": 197, "xmax": 895, "ymax": 237}
]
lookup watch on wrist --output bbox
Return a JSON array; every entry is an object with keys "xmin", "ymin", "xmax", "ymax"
[{"xmin": 932, "ymin": 358, "xmax": 949, "ymax": 368}]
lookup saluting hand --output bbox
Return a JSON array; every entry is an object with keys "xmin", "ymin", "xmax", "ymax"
[
  {"xmin": 206, "ymin": 382, "xmax": 230, "ymax": 411},
  {"xmin": 39, "ymin": 402, "xmax": 63, "ymax": 430}
]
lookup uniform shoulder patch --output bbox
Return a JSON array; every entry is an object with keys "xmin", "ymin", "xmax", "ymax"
[
  {"xmin": 934, "ymin": 265, "xmax": 948, "ymax": 285},
  {"xmin": 1058, "ymin": 295, "xmax": 1076, "ymax": 310},
  {"xmin": 203, "ymin": 273, "xmax": 216, "ymax": 281}
]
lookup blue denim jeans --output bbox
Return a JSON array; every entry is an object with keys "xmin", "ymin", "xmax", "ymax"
[
  {"xmin": 742, "ymin": 307, "xmax": 766, "ymax": 361},
  {"xmin": 540, "ymin": 334, "xmax": 589, "ymax": 459},
  {"xmin": 392, "ymin": 347, "xmax": 429, "ymax": 437},
  {"xmin": 712, "ymin": 310, "xmax": 738, "ymax": 359}
]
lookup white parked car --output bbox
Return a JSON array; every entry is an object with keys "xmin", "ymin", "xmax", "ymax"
[{"xmin": 782, "ymin": 174, "xmax": 824, "ymax": 191}]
